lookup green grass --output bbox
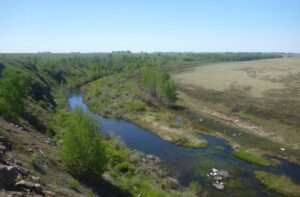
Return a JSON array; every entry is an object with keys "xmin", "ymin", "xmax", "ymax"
[
  {"xmin": 255, "ymin": 171, "xmax": 300, "ymax": 197},
  {"xmin": 233, "ymin": 149, "xmax": 271, "ymax": 166}
]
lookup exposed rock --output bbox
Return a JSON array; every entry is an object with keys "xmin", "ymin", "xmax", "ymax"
[
  {"xmin": 0, "ymin": 191, "xmax": 24, "ymax": 197},
  {"xmin": 0, "ymin": 136, "xmax": 12, "ymax": 151},
  {"xmin": 0, "ymin": 164, "xmax": 19, "ymax": 189},
  {"xmin": 217, "ymin": 170, "xmax": 230, "ymax": 178},
  {"xmin": 280, "ymin": 147, "xmax": 286, "ymax": 151},
  {"xmin": 44, "ymin": 190, "xmax": 56, "ymax": 196},
  {"xmin": 145, "ymin": 154, "xmax": 161, "ymax": 164},
  {"xmin": 15, "ymin": 180, "xmax": 43, "ymax": 194},
  {"xmin": 0, "ymin": 145, "xmax": 7, "ymax": 155},
  {"xmin": 213, "ymin": 176, "xmax": 223, "ymax": 181},
  {"xmin": 208, "ymin": 168, "xmax": 230, "ymax": 191},
  {"xmin": 212, "ymin": 182, "xmax": 224, "ymax": 190},
  {"xmin": 30, "ymin": 176, "xmax": 40, "ymax": 183},
  {"xmin": 166, "ymin": 177, "xmax": 179, "ymax": 189}
]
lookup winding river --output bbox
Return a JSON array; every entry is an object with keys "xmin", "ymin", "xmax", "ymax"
[{"xmin": 68, "ymin": 93, "xmax": 300, "ymax": 197}]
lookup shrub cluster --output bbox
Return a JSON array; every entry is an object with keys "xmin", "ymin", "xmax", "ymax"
[
  {"xmin": 0, "ymin": 67, "xmax": 29, "ymax": 120},
  {"xmin": 59, "ymin": 109, "xmax": 107, "ymax": 181},
  {"xmin": 141, "ymin": 66, "xmax": 176, "ymax": 105}
]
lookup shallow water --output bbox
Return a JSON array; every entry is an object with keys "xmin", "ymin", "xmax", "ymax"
[{"xmin": 68, "ymin": 93, "xmax": 300, "ymax": 197}]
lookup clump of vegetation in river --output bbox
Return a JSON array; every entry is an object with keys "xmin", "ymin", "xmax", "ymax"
[
  {"xmin": 233, "ymin": 149, "xmax": 271, "ymax": 166},
  {"xmin": 59, "ymin": 109, "xmax": 107, "ymax": 181},
  {"xmin": 255, "ymin": 171, "xmax": 300, "ymax": 196}
]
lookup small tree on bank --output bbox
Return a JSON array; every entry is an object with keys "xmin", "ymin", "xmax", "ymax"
[
  {"xmin": 59, "ymin": 109, "xmax": 107, "ymax": 181},
  {"xmin": 141, "ymin": 66, "xmax": 177, "ymax": 106}
]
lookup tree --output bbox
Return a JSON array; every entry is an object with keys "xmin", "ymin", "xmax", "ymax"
[
  {"xmin": 0, "ymin": 67, "xmax": 29, "ymax": 119},
  {"xmin": 161, "ymin": 80, "xmax": 177, "ymax": 105},
  {"xmin": 59, "ymin": 109, "xmax": 107, "ymax": 181},
  {"xmin": 141, "ymin": 66, "xmax": 177, "ymax": 105}
]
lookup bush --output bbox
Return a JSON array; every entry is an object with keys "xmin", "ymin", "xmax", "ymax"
[
  {"xmin": 125, "ymin": 100, "xmax": 146, "ymax": 112},
  {"xmin": 0, "ymin": 67, "xmax": 29, "ymax": 120},
  {"xmin": 141, "ymin": 66, "xmax": 177, "ymax": 105},
  {"xmin": 68, "ymin": 178, "xmax": 81, "ymax": 191},
  {"xmin": 59, "ymin": 109, "xmax": 107, "ymax": 181}
]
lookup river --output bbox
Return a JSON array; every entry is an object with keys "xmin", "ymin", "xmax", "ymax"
[{"xmin": 68, "ymin": 92, "xmax": 300, "ymax": 197}]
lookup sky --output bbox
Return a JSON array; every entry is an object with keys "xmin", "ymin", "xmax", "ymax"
[{"xmin": 1, "ymin": 0, "xmax": 300, "ymax": 53}]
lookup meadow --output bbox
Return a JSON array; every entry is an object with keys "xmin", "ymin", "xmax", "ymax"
[{"xmin": 174, "ymin": 57, "xmax": 300, "ymax": 159}]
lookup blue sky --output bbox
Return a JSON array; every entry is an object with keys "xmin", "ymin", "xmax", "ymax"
[{"xmin": 1, "ymin": 0, "xmax": 299, "ymax": 52}]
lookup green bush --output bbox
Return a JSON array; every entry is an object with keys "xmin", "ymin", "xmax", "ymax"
[
  {"xmin": 67, "ymin": 178, "xmax": 81, "ymax": 191},
  {"xmin": 125, "ymin": 100, "xmax": 146, "ymax": 112},
  {"xmin": 141, "ymin": 66, "xmax": 177, "ymax": 105},
  {"xmin": 0, "ymin": 67, "xmax": 29, "ymax": 119},
  {"xmin": 59, "ymin": 109, "xmax": 107, "ymax": 181}
]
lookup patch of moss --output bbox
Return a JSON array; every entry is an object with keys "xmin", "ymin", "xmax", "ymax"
[
  {"xmin": 255, "ymin": 171, "xmax": 300, "ymax": 197},
  {"xmin": 233, "ymin": 149, "xmax": 271, "ymax": 166}
]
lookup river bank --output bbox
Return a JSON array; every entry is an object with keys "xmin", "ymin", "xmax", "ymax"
[
  {"xmin": 81, "ymin": 73, "xmax": 207, "ymax": 148},
  {"xmin": 69, "ymin": 91, "xmax": 300, "ymax": 197},
  {"xmin": 81, "ymin": 72, "xmax": 300, "ymax": 167}
]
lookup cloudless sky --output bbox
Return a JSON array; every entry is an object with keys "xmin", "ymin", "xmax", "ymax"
[{"xmin": 1, "ymin": 0, "xmax": 300, "ymax": 53}]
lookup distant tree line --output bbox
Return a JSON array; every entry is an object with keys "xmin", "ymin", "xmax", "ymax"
[{"xmin": 0, "ymin": 52, "xmax": 283, "ymax": 119}]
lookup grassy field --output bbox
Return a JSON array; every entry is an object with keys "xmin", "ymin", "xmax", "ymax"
[
  {"xmin": 173, "ymin": 57, "xmax": 300, "ymax": 162},
  {"xmin": 174, "ymin": 57, "xmax": 300, "ymax": 97}
]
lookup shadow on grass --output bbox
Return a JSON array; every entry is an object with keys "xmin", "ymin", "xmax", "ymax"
[
  {"xmin": 83, "ymin": 178, "xmax": 132, "ymax": 197},
  {"xmin": 23, "ymin": 112, "xmax": 47, "ymax": 133}
]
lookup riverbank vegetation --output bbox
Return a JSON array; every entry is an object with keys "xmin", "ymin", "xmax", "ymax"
[
  {"xmin": 54, "ymin": 109, "xmax": 200, "ymax": 196},
  {"xmin": 255, "ymin": 171, "xmax": 300, "ymax": 196},
  {"xmin": 83, "ymin": 71, "xmax": 207, "ymax": 148},
  {"xmin": 58, "ymin": 109, "xmax": 107, "ymax": 181},
  {"xmin": 233, "ymin": 149, "xmax": 271, "ymax": 166}
]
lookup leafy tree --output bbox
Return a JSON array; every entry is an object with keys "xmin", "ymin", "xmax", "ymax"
[
  {"xmin": 141, "ymin": 66, "xmax": 177, "ymax": 105},
  {"xmin": 59, "ymin": 109, "xmax": 107, "ymax": 181},
  {"xmin": 0, "ymin": 67, "xmax": 29, "ymax": 119},
  {"xmin": 161, "ymin": 80, "xmax": 177, "ymax": 104},
  {"xmin": 142, "ymin": 67, "xmax": 158, "ymax": 97}
]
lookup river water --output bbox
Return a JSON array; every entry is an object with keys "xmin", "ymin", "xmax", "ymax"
[{"xmin": 68, "ymin": 93, "xmax": 300, "ymax": 197}]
